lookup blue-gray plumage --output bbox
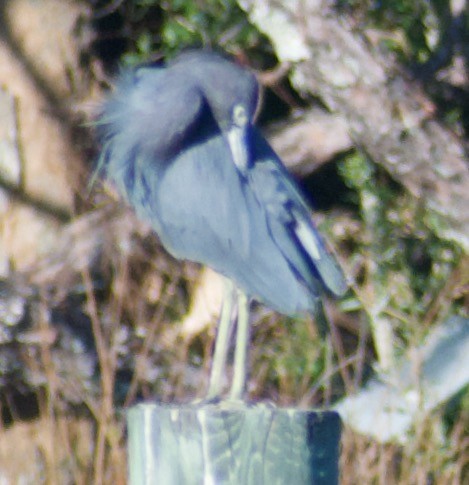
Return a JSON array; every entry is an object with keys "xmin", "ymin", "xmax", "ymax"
[{"xmin": 95, "ymin": 50, "xmax": 347, "ymax": 399}]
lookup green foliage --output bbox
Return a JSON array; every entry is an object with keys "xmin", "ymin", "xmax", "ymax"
[
  {"xmin": 120, "ymin": 0, "xmax": 265, "ymax": 66},
  {"xmin": 336, "ymin": 0, "xmax": 446, "ymax": 63},
  {"xmin": 338, "ymin": 151, "xmax": 462, "ymax": 335},
  {"xmin": 370, "ymin": 0, "xmax": 442, "ymax": 63}
]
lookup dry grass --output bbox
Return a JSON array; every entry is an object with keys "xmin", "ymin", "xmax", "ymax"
[{"xmin": 1, "ymin": 220, "xmax": 466, "ymax": 483}]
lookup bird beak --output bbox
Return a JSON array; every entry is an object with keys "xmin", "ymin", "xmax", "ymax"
[{"xmin": 227, "ymin": 125, "xmax": 250, "ymax": 172}]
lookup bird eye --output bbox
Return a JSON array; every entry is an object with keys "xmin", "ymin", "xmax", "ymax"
[{"xmin": 232, "ymin": 104, "xmax": 248, "ymax": 127}]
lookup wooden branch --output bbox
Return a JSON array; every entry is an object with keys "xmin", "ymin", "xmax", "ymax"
[
  {"xmin": 127, "ymin": 402, "xmax": 341, "ymax": 484},
  {"xmin": 0, "ymin": 87, "xmax": 22, "ymax": 276},
  {"xmin": 335, "ymin": 315, "xmax": 469, "ymax": 443},
  {"xmin": 0, "ymin": 88, "xmax": 21, "ymax": 187},
  {"xmin": 268, "ymin": 108, "xmax": 353, "ymax": 175},
  {"xmin": 238, "ymin": 0, "xmax": 469, "ymax": 250}
]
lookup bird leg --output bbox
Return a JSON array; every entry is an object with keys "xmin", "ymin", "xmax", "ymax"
[
  {"xmin": 205, "ymin": 278, "xmax": 236, "ymax": 400},
  {"xmin": 229, "ymin": 289, "xmax": 250, "ymax": 401}
]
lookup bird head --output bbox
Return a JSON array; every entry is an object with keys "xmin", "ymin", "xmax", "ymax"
[{"xmin": 178, "ymin": 51, "xmax": 259, "ymax": 173}]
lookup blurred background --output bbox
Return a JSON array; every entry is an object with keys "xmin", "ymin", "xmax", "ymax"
[{"xmin": 0, "ymin": 0, "xmax": 467, "ymax": 483}]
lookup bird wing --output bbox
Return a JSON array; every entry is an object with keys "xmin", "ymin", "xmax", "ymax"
[
  {"xmin": 249, "ymin": 128, "xmax": 348, "ymax": 297},
  {"xmin": 141, "ymin": 126, "xmax": 253, "ymax": 262}
]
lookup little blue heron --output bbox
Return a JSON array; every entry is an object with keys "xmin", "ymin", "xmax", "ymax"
[{"xmin": 94, "ymin": 50, "xmax": 347, "ymax": 400}]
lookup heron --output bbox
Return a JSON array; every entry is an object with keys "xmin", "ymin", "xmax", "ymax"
[{"xmin": 94, "ymin": 50, "xmax": 347, "ymax": 401}]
